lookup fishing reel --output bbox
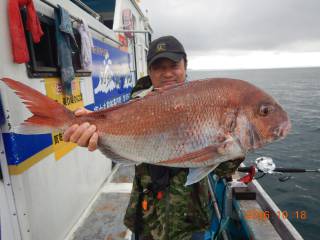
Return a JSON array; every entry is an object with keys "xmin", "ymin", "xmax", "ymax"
[
  {"xmin": 255, "ymin": 157, "xmax": 292, "ymax": 182},
  {"xmin": 255, "ymin": 157, "xmax": 275, "ymax": 173}
]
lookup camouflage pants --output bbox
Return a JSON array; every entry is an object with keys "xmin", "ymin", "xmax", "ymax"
[
  {"xmin": 124, "ymin": 164, "xmax": 211, "ymax": 240},
  {"xmin": 131, "ymin": 232, "xmax": 206, "ymax": 240}
]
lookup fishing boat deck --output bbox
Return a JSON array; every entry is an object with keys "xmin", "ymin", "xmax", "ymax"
[
  {"xmin": 65, "ymin": 165, "xmax": 303, "ymax": 240},
  {"xmin": 67, "ymin": 164, "xmax": 135, "ymax": 240}
]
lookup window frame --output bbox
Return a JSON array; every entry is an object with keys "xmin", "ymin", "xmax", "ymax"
[{"xmin": 22, "ymin": 10, "xmax": 92, "ymax": 78}]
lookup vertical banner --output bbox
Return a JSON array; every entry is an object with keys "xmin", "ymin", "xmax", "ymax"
[
  {"xmin": 44, "ymin": 77, "xmax": 84, "ymax": 160},
  {"xmin": 90, "ymin": 39, "xmax": 134, "ymax": 111}
]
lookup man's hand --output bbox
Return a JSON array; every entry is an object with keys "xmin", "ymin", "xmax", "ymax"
[{"xmin": 63, "ymin": 108, "xmax": 98, "ymax": 151}]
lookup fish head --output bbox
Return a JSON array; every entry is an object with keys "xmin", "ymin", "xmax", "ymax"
[{"xmin": 235, "ymin": 82, "xmax": 291, "ymax": 150}]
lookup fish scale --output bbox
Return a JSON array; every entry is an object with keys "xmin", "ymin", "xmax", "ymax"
[
  {"xmin": 1, "ymin": 77, "xmax": 291, "ymax": 184},
  {"xmin": 104, "ymin": 106, "xmax": 233, "ymax": 167}
]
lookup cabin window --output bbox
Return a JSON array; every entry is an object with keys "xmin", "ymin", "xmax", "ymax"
[
  {"xmin": 21, "ymin": 10, "xmax": 91, "ymax": 78},
  {"xmin": 81, "ymin": 0, "xmax": 115, "ymax": 29},
  {"xmin": 72, "ymin": 31, "xmax": 91, "ymax": 76},
  {"xmin": 25, "ymin": 14, "xmax": 58, "ymax": 77},
  {"xmin": 103, "ymin": 20, "xmax": 114, "ymax": 29}
]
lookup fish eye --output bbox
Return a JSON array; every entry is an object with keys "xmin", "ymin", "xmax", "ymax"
[{"xmin": 259, "ymin": 105, "xmax": 274, "ymax": 116}]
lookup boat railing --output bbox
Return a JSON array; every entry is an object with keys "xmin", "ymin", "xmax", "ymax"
[{"xmin": 206, "ymin": 172, "xmax": 303, "ymax": 240}]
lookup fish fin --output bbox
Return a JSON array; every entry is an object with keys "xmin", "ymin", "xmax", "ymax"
[
  {"xmin": 88, "ymin": 84, "xmax": 181, "ymax": 116},
  {"xmin": 154, "ymin": 82, "xmax": 185, "ymax": 93},
  {"xmin": 158, "ymin": 145, "xmax": 219, "ymax": 165},
  {"xmin": 106, "ymin": 153, "xmax": 136, "ymax": 166},
  {"xmin": 2, "ymin": 78, "xmax": 74, "ymax": 130},
  {"xmin": 87, "ymin": 98, "xmax": 142, "ymax": 118},
  {"xmin": 112, "ymin": 158, "xmax": 136, "ymax": 166},
  {"xmin": 99, "ymin": 145, "xmax": 137, "ymax": 165},
  {"xmin": 12, "ymin": 124, "xmax": 53, "ymax": 134},
  {"xmin": 185, "ymin": 164, "xmax": 219, "ymax": 186},
  {"xmin": 131, "ymin": 86, "xmax": 154, "ymax": 98},
  {"xmin": 225, "ymin": 110, "xmax": 238, "ymax": 132},
  {"xmin": 158, "ymin": 137, "xmax": 237, "ymax": 166}
]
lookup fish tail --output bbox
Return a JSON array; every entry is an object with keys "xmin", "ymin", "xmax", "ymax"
[{"xmin": 2, "ymin": 78, "xmax": 75, "ymax": 133}]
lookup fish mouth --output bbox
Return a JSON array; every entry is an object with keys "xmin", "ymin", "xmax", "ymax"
[{"xmin": 273, "ymin": 120, "xmax": 291, "ymax": 138}]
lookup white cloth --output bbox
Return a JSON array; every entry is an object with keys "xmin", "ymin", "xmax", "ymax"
[{"xmin": 78, "ymin": 21, "xmax": 94, "ymax": 71}]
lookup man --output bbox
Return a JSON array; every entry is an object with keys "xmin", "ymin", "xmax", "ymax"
[{"xmin": 63, "ymin": 36, "xmax": 210, "ymax": 240}]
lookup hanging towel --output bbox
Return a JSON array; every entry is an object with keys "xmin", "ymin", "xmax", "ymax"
[
  {"xmin": 54, "ymin": 5, "xmax": 77, "ymax": 95},
  {"xmin": 8, "ymin": 0, "xmax": 44, "ymax": 63},
  {"xmin": 78, "ymin": 21, "xmax": 94, "ymax": 71}
]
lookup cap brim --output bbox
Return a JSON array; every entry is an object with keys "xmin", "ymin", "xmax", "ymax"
[{"xmin": 148, "ymin": 52, "xmax": 184, "ymax": 67}]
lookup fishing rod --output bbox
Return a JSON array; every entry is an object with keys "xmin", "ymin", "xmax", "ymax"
[
  {"xmin": 237, "ymin": 157, "xmax": 320, "ymax": 182},
  {"xmin": 238, "ymin": 166, "xmax": 320, "ymax": 173}
]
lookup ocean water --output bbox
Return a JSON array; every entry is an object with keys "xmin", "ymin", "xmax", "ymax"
[{"xmin": 188, "ymin": 67, "xmax": 320, "ymax": 239}]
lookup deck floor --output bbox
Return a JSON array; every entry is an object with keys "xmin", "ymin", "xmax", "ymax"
[{"xmin": 71, "ymin": 165, "xmax": 135, "ymax": 240}]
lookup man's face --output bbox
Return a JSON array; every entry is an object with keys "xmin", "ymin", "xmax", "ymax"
[{"xmin": 149, "ymin": 58, "xmax": 186, "ymax": 88}]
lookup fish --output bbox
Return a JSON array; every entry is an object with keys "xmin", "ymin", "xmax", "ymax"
[{"xmin": 1, "ymin": 77, "xmax": 291, "ymax": 185}]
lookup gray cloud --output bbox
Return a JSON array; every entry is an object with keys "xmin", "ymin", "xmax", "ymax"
[{"xmin": 141, "ymin": 0, "xmax": 320, "ymax": 53}]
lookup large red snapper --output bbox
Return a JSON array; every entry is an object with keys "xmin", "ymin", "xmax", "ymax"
[{"xmin": 1, "ymin": 78, "xmax": 291, "ymax": 185}]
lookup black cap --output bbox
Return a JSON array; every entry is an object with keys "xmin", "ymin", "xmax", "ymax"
[{"xmin": 147, "ymin": 36, "xmax": 186, "ymax": 67}]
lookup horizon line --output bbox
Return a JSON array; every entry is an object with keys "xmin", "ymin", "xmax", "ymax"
[{"xmin": 188, "ymin": 65, "xmax": 320, "ymax": 71}]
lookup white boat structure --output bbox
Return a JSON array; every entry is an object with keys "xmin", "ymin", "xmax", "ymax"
[{"xmin": 0, "ymin": 1, "xmax": 304, "ymax": 239}]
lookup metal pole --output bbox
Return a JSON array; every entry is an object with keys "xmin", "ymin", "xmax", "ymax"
[
  {"xmin": 69, "ymin": 0, "xmax": 101, "ymax": 20},
  {"xmin": 114, "ymin": 29, "xmax": 151, "ymax": 34},
  {"xmin": 207, "ymin": 177, "xmax": 229, "ymax": 240},
  {"xmin": 39, "ymin": 0, "xmax": 122, "ymax": 46}
]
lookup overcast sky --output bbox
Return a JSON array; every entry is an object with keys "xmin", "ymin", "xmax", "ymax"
[{"xmin": 139, "ymin": 0, "xmax": 320, "ymax": 69}]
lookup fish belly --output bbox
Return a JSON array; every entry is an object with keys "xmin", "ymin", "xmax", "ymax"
[{"xmin": 99, "ymin": 124, "xmax": 244, "ymax": 168}]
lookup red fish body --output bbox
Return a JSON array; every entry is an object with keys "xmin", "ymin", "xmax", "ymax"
[{"xmin": 1, "ymin": 78, "xmax": 291, "ymax": 184}]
